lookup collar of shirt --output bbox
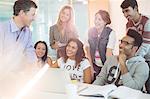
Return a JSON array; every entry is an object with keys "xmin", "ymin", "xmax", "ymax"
[{"xmin": 9, "ymin": 18, "xmax": 27, "ymax": 33}]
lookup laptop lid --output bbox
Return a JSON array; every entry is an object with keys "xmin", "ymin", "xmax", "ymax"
[{"xmin": 33, "ymin": 68, "xmax": 71, "ymax": 94}]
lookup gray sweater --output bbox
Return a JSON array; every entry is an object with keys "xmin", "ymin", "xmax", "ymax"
[
  {"xmin": 93, "ymin": 55, "xmax": 149, "ymax": 90},
  {"xmin": 49, "ymin": 24, "xmax": 78, "ymax": 47}
]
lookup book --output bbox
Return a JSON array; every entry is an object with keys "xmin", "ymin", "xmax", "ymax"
[
  {"xmin": 79, "ymin": 84, "xmax": 117, "ymax": 98},
  {"xmin": 79, "ymin": 84, "xmax": 145, "ymax": 99},
  {"xmin": 136, "ymin": 93, "xmax": 150, "ymax": 99},
  {"xmin": 109, "ymin": 86, "xmax": 142, "ymax": 99}
]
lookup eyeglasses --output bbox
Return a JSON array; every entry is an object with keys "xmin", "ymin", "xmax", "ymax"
[{"xmin": 119, "ymin": 40, "xmax": 134, "ymax": 45}]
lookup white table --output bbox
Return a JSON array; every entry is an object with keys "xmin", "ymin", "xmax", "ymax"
[
  {"xmin": 22, "ymin": 91, "xmax": 103, "ymax": 99},
  {"xmin": 1, "ymin": 70, "xmax": 150, "ymax": 99}
]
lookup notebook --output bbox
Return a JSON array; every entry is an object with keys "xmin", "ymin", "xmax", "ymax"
[
  {"xmin": 33, "ymin": 68, "xmax": 71, "ymax": 94},
  {"xmin": 79, "ymin": 84, "xmax": 117, "ymax": 98},
  {"xmin": 79, "ymin": 84, "xmax": 143, "ymax": 99}
]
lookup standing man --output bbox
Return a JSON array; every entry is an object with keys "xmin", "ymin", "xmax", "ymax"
[
  {"xmin": 121, "ymin": 0, "xmax": 150, "ymax": 93},
  {"xmin": 0, "ymin": 0, "xmax": 38, "ymax": 67},
  {"xmin": 93, "ymin": 29, "xmax": 149, "ymax": 90}
]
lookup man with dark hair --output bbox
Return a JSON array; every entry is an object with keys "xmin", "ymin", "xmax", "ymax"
[
  {"xmin": 13, "ymin": 0, "xmax": 37, "ymax": 16},
  {"xmin": 93, "ymin": 29, "xmax": 149, "ymax": 90},
  {"xmin": 0, "ymin": 0, "xmax": 38, "ymax": 66},
  {"xmin": 121, "ymin": 0, "xmax": 150, "ymax": 93}
]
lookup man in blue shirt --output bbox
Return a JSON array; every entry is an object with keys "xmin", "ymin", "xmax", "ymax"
[{"xmin": 0, "ymin": 0, "xmax": 38, "ymax": 67}]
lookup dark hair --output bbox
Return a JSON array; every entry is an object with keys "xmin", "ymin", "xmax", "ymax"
[
  {"xmin": 13, "ymin": 0, "xmax": 37, "ymax": 16},
  {"xmin": 63, "ymin": 38, "xmax": 85, "ymax": 67},
  {"xmin": 34, "ymin": 41, "xmax": 48, "ymax": 62},
  {"xmin": 127, "ymin": 29, "xmax": 143, "ymax": 48},
  {"xmin": 120, "ymin": 0, "xmax": 138, "ymax": 9},
  {"xmin": 95, "ymin": 10, "xmax": 111, "ymax": 25}
]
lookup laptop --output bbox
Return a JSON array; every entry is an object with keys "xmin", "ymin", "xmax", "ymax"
[{"xmin": 33, "ymin": 68, "xmax": 71, "ymax": 94}]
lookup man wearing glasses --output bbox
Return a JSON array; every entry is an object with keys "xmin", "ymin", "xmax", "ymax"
[
  {"xmin": 120, "ymin": 0, "xmax": 150, "ymax": 93},
  {"xmin": 93, "ymin": 29, "xmax": 149, "ymax": 90}
]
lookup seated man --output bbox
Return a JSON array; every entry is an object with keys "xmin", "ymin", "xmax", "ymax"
[{"xmin": 93, "ymin": 29, "xmax": 149, "ymax": 90}]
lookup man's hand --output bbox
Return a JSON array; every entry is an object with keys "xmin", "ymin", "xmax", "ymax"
[{"xmin": 119, "ymin": 52, "xmax": 128, "ymax": 75}]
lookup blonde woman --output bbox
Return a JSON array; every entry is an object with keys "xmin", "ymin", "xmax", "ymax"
[{"xmin": 49, "ymin": 5, "xmax": 78, "ymax": 58}]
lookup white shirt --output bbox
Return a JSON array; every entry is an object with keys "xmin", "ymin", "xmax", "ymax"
[{"xmin": 57, "ymin": 58, "xmax": 91, "ymax": 82}]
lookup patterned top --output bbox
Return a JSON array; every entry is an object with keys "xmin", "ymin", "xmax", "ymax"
[
  {"xmin": 93, "ymin": 55, "xmax": 149, "ymax": 90},
  {"xmin": 57, "ymin": 58, "xmax": 91, "ymax": 82},
  {"xmin": 126, "ymin": 15, "xmax": 150, "ymax": 44},
  {"xmin": 126, "ymin": 15, "xmax": 150, "ymax": 61}
]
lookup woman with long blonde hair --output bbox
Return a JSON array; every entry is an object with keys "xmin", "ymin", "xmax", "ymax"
[{"xmin": 49, "ymin": 5, "xmax": 78, "ymax": 58}]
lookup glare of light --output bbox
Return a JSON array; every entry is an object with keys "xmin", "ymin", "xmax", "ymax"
[
  {"xmin": 15, "ymin": 64, "xmax": 49, "ymax": 99},
  {"xmin": 0, "ymin": 1, "xmax": 13, "ymax": 5},
  {"xmin": 83, "ymin": 1, "xmax": 88, "ymax": 4},
  {"xmin": 58, "ymin": 0, "xmax": 63, "ymax": 2},
  {"xmin": 77, "ymin": 0, "xmax": 87, "ymax": 2},
  {"xmin": 76, "ymin": 0, "xmax": 88, "ymax": 5}
]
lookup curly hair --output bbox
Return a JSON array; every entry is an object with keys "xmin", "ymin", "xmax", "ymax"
[{"xmin": 61, "ymin": 38, "xmax": 85, "ymax": 67}]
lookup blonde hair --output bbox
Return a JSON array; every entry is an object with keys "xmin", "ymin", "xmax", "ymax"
[{"xmin": 56, "ymin": 5, "xmax": 77, "ymax": 35}]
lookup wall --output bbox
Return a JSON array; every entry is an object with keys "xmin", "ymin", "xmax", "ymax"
[{"xmin": 88, "ymin": 0, "xmax": 109, "ymax": 27}]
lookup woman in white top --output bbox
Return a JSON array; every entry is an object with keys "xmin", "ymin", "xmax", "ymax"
[
  {"xmin": 52, "ymin": 38, "xmax": 92, "ymax": 83},
  {"xmin": 85, "ymin": 10, "xmax": 116, "ymax": 80}
]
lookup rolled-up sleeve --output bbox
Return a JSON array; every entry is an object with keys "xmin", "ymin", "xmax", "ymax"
[
  {"xmin": 107, "ymin": 30, "xmax": 116, "ymax": 49},
  {"xmin": 24, "ymin": 31, "xmax": 37, "ymax": 64}
]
